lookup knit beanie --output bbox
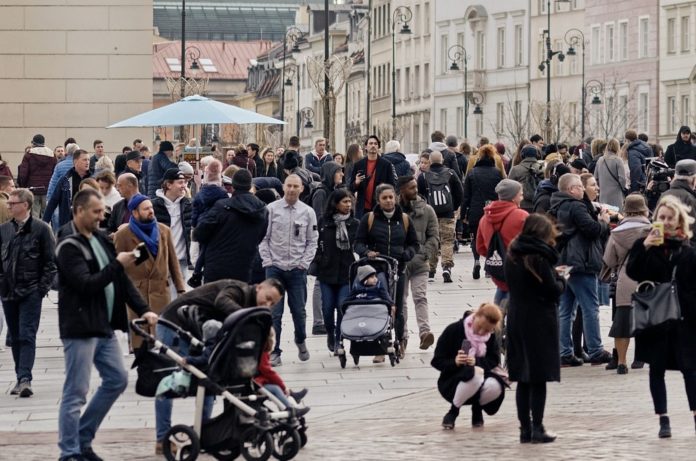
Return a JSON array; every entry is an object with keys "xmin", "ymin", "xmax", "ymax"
[{"xmin": 495, "ymin": 179, "xmax": 522, "ymax": 202}]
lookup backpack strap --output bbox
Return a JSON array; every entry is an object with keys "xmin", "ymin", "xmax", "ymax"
[{"xmin": 402, "ymin": 213, "xmax": 410, "ymax": 233}]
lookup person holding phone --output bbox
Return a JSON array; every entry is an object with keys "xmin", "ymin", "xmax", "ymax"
[
  {"xmin": 431, "ymin": 303, "xmax": 506, "ymax": 430},
  {"xmin": 348, "ymin": 135, "xmax": 397, "ymax": 219}
]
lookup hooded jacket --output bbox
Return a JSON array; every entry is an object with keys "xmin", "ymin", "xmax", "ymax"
[
  {"xmin": 461, "ymin": 156, "xmax": 503, "ymax": 227},
  {"xmin": 194, "ymin": 192, "xmax": 268, "ymax": 283},
  {"xmin": 549, "ymin": 191, "xmax": 609, "ymax": 274},
  {"xmin": 305, "ymin": 150, "xmax": 333, "ymax": 174},
  {"xmin": 311, "ymin": 161, "xmax": 344, "ymax": 218},
  {"xmin": 602, "ymin": 216, "xmax": 651, "ymax": 306},
  {"xmin": 509, "ymin": 157, "xmax": 542, "ymax": 212},
  {"xmin": 383, "ymin": 151, "xmax": 412, "ymax": 177},
  {"xmin": 626, "ymin": 139, "xmax": 650, "ymax": 192},
  {"xmin": 152, "ymin": 191, "xmax": 192, "ymax": 264},
  {"xmin": 43, "ymin": 168, "xmax": 89, "ymax": 226},
  {"xmin": 147, "ymin": 151, "xmax": 178, "ymax": 197},
  {"xmin": 665, "ymin": 126, "xmax": 696, "ymax": 168},
  {"xmin": 354, "ymin": 204, "xmax": 419, "ymax": 271},
  {"xmin": 401, "ymin": 196, "xmax": 440, "ymax": 275},
  {"xmin": 18, "ymin": 146, "xmax": 56, "ymax": 195},
  {"xmin": 532, "ymin": 179, "xmax": 557, "ymax": 214},
  {"xmin": 231, "ymin": 151, "xmax": 257, "ymax": 176},
  {"xmin": 191, "ymin": 184, "xmax": 228, "ymax": 227},
  {"xmin": 475, "ymin": 200, "xmax": 529, "ymax": 290}
]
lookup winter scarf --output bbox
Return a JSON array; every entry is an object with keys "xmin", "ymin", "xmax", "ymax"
[
  {"xmin": 333, "ymin": 213, "xmax": 351, "ymax": 250},
  {"xmin": 463, "ymin": 314, "xmax": 491, "ymax": 358},
  {"xmin": 128, "ymin": 216, "xmax": 159, "ymax": 257}
]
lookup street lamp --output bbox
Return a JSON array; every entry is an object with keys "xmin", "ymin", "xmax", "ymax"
[
  {"xmin": 391, "ymin": 6, "xmax": 412, "ymax": 136},
  {"xmin": 301, "ymin": 107, "xmax": 315, "ymax": 129},
  {"xmin": 585, "ymin": 79, "xmax": 603, "ymax": 136},
  {"xmin": 448, "ymin": 44, "xmax": 471, "ymax": 138},
  {"xmin": 564, "ymin": 28, "xmax": 587, "ymax": 140},
  {"xmin": 281, "ymin": 26, "xmax": 305, "ymax": 135}
]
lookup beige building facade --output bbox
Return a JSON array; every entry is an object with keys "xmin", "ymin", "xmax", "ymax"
[{"xmin": 0, "ymin": 0, "xmax": 153, "ymax": 170}]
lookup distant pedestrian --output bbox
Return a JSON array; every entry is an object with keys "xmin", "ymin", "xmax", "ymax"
[
  {"xmin": 43, "ymin": 148, "xmax": 91, "ymax": 227},
  {"xmin": 147, "ymin": 141, "xmax": 178, "ymax": 197},
  {"xmin": 18, "ymin": 134, "xmax": 56, "ymax": 218},
  {"xmin": 348, "ymin": 135, "xmax": 397, "ymax": 218}
]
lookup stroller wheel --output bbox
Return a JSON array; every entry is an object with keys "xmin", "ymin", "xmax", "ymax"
[
  {"xmin": 339, "ymin": 354, "xmax": 347, "ymax": 369},
  {"xmin": 162, "ymin": 424, "xmax": 200, "ymax": 461},
  {"xmin": 271, "ymin": 425, "xmax": 302, "ymax": 461},
  {"xmin": 352, "ymin": 354, "xmax": 360, "ymax": 365},
  {"xmin": 299, "ymin": 427, "xmax": 308, "ymax": 448},
  {"xmin": 208, "ymin": 444, "xmax": 241, "ymax": 460},
  {"xmin": 240, "ymin": 427, "xmax": 273, "ymax": 461}
]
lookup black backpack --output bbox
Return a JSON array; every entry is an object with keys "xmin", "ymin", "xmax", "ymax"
[
  {"xmin": 424, "ymin": 169, "xmax": 454, "ymax": 214},
  {"xmin": 484, "ymin": 215, "xmax": 510, "ymax": 281},
  {"xmin": 522, "ymin": 162, "xmax": 544, "ymax": 203}
]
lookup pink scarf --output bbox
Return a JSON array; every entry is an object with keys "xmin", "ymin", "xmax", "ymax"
[{"xmin": 464, "ymin": 315, "xmax": 490, "ymax": 357}]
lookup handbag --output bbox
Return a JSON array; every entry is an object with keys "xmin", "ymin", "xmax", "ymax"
[
  {"xmin": 602, "ymin": 159, "xmax": 629, "ymax": 197},
  {"xmin": 631, "ymin": 267, "xmax": 682, "ymax": 336}
]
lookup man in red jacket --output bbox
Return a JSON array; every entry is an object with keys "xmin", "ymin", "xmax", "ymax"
[{"xmin": 476, "ymin": 179, "xmax": 528, "ymax": 305}]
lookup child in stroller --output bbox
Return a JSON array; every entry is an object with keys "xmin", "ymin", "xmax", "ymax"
[{"xmin": 350, "ymin": 264, "xmax": 396, "ymax": 317}]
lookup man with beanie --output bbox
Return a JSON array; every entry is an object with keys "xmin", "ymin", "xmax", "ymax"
[
  {"xmin": 476, "ymin": 179, "xmax": 528, "ymax": 305},
  {"xmin": 18, "ymin": 134, "xmax": 56, "ymax": 218},
  {"xmin": 43, "ymin": 148, "xmax": 91, "ymax": 227},
  {"xmin": 509, "ymin": 145, "xmax": 543, "ymax": 213},
  {"xmin": 148, "ymin": 141, "xmax": 178, "ymax": 197},
  {"xmin": 661, "ymin": 159, "xmax": 696, "ymax": 240},
  {"xmin": 124, "ymin": 150, "xmax": 147, "ymax": 195},
  {"xmin": 399, "ymin": 175, "xmax": 439, "ymax": 349},
  {"xmin": 259, "ymin": 174, "xmax": 318, "ymax": 366},
  {"xmin": 195, "ymin": 169, "xmax": 269, "ymax": 283},
  {"xmin": 114, "ymin": 193, "xmax": 185, "ymax": 348},
  {"xmin": 417, "ymin": 151, "xmax": 463, "ymax": 282},
  {"xmin": 349, "ymin": 135, "xmax": 397, "ymax": 218},
  {"xmin": 665, "ymin": 126, "xmax": 696, "ymax": 168}
]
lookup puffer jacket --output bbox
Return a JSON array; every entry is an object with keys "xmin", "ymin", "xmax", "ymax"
[
  {"xmin": 314, "ymin": 213, "xmax": 359, "ymax": 285},
  {"xmin": 311, "ymin": 161, "xmax": 344, "ymax": 218},
  {"xmin": 354, "ymin": 204, "xmax": 419, "ymax": 272},
  {"xmin": 401, "ymin": 196, "xmax": 439, "ymax": 275},
  {"xmin": 532, "ymin": 179, "xmax": 557, "ymax": 214},
  {"xmin": 383, "ymin": 151, "xmax": 412, "ymax": 177},
  {"xmin": 602, "ymin": 216, "xmax": 651, "ymax": 306},
  {"xmin": 665, "ymin": 126, "xmax": 696, "ymax": 168},
  {"xmin": 461, "ymin": 156, "xmax": 503, "ymax": 228},
  {"xmin": 147, "ymin": 151, "xmax": 178, "ymax": 197},
  {"xmin": 626, "ymin": 140, "xmax": 650, "ymax": 192},
  {"xmin": 0, "ymin": 216, "xmax": 56, "ymax": 301},
  {"xmin": 18, "ymin": 146, "xmax": 56, "ymax": 195},
  {"xmin": 549, "ymin": 191, "xmax": 609, "ymax": 274},
  {"xmin": 151, "ymin": 191, "xmax": 193, "ymax": 264},
  {"xmin": 191, "ymin": 184, "xmax": 228, "ymax": 227}
]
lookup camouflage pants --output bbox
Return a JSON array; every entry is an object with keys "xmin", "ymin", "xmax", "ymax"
[{"xmin": 429, "ymin": 217, "xmax": 455, "ymax": 271}]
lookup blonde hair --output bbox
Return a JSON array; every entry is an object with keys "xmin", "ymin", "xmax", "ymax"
[
  {"xmin": 654, "ymin": 195, "xmax": 695, "ymax": 239},
  {"xmin": 79, "ymin": 178, "xmax": 100, "ymax": 192},
  {"xmin": 95, "ymin": 155, "xmax": 114, "ymax": 173},
  {"xmin": 474, "ymin": 303, "xmax": 503, "ymax": 327}
]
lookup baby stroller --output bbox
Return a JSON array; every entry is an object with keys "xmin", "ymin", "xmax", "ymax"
[
  {"xmin": 131, "ymin": 307, "xmax": 308, "ymax": 461},
  {"xmin": 336, "ymin": 256, "xmax": 400, "ymax": 368}
]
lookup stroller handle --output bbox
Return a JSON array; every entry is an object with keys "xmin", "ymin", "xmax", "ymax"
[{"xmin": 130, "ymin": 317, "xmax": 204, "ymax": 347}]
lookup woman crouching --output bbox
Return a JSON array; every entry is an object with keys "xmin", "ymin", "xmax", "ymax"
[{"xmin": 431, "ymin": 303, "xmax": 506, "ymax": 429}]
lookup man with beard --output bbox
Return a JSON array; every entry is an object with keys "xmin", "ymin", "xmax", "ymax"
[{"xmin": 665, "ymin": 126, "xmax": 696, "ymax": 168}]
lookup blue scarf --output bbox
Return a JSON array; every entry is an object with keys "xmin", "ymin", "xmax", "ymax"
[{"xmin": 128, "ymin": 216, "xmax": 159, "ymax": 257}]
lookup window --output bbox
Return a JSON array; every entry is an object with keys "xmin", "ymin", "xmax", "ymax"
[
  {"xmin": 619, "ymin": 21, "xmax": 628, "ymax": 61},
  {"xmin": 682, "ymin": 16, "xmax": 690, "ymax": 52},
  {"xmin": 441, "ymin": 34, "xmax": 449, "ymax": 74},
  {"xmin": 424, "ymin": 2, "xmax": 430, "ymax": 35},
  {"xmin": 606, "ymin": 23, "xmax": 615, "ymax": 62},
  {"xmin": 639, "ymin": 92, "xmax": 648, "ymax": 132},
  {"xmin": 497, "ymin": 27, "xmax": 506, "ymax": 68},
  {"xmin": 669, "ymin": 96, "xmax": 677, "ymax": 132},
  {"xmin": 538, "ymin": 39, "xmax": 545, "ymax": 77},
  {"xmin": 569, "ymin": 102, "xmax": 578, "ymax": 129},
  {"xmin": 456, "ymin": 107, "xmax": 464, "ymax": 136},
  {"xmin": 440, "ymin": 108, "xmax": 448, "ymax": 133},
  {"xmin": 414, "ymin": 4, "xmax": 420, "ymax": 35},
  {"xmin": 165, "ymin": 57, "xmax": 181, "ymax": 72},
  {"xmin": 555, "ymin": 40, "xmax": 563, "ymax": 75},
  {"xmin": 639, "ymin": 17, "xmax": 649, "ymax": 58},
  {"xmin": 619, "ymin": 94, "xmax": 628, "ymax": 133},
  {"xmin": 414, "ymin": 65, "xmax": 420, "ymax": 98},
  {"xmin": 496, "ymin": 103, "xmax": 505, "ymax": 134},
  {"xmin": 396, "ymin": 69, "xmax": 401, "ymax": 101},
  {"xmin": 591, "ymin": 26, "xmax": 600, "ymax": 64},
  {"xmin": 682, "ymin": 95, "xmax": 690, "ymax": 125},
  {"xmin": 457, "ymin": 32, "xmax": 465, "ymax": 49},
  {"xmin": 540, "ymin": 0, "xmax": 547, "ymax": 14},
  {"xmin": 424, "ymin": 63, "xmax": 430, "ymax": 97},
  {"xmin": 668, "ymin": 18, "xmax": 676, "ymax": 53},
  {"xmin": 515, "ymin": 25, "xmax": 523, "ymax": 66},
  {"xmin": 475, "ymin": 115, "xmax": 483, "ymax": 138},
  {"xmin": 405, "ymin": 66, "xmax": 410, "ymax": 100},
  {"xmin": 476, "ymin": 31, "xmax": 485, "ymax": 69},
  {"xmin": 514, "ymin": 100, "xmax": 522, "ymax": 125}
]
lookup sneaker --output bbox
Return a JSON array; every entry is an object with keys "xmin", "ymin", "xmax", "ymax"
[
  {"xmin": 589, "ymin": 350, "xmax": 612, "ymax": 365},
  {"xmin": 419, "ymin": 332, "xmax": 435, "ymax": 350},
  {"xmin": 18, "ymin": 380, "xmax": 33, "ymax": 398},
  {"xmin": 270, "ymin": 351, "xmax": 282, "ymax": 367},
  {"xmin": 560, "ymin": 355, "xmax": 583, "ymax": 367},
  {"xmin": 294, "ymin": 406, "xmax": 311, "ymax": 417},
  {"xmin": 290, "ymin": 388, "xmax": 308, "ymax": 402},
  {"xmin": 617, "ymin": 364, "xmax": 629, "ymax": 375},
  {"xmin": 297, "ymin": 342, "xmax": 310, "ymax": 361},
  {"xmin": 326, "ymin": 334, "xmax": 335, "ymax": 353},
  {"xmin": 442, "ymin": 269, "xmax": 452, "ymax": 283},
  {"xmin": 631, "ymin": 360, "xmax": 645, "ymax": 369},
  {"xmin": 472, "ymin": 263, "xmax": 481, "ymax": 280},
  {"xmin": 81, "ymin": 447, "xmax": 104, "ymax": 461},
  {"xmin": 311, "ymin": 324, "xmax": 327, "ymax": 335},
  {"xmin": 372, "ymin": 355, "xmax": 385, "ymax": 363},
  {"xmin": 10, "ymin": 382, "xmax": 20, "ymax": 395}
]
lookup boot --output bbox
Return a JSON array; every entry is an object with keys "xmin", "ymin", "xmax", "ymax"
[
  {"xmin": 659, "ymin": 415, "xmax": 671, "ymax": 438},
  {"xmin": 471, "ymin": 403, "xmax": 484, "ymax": 427},
  {"xmin": 605, "ymin": 348, "xmax": 618, "ymax": 370},
  {"xmin": 441, "ymin": 405, "xmax": 459, "ymax": 430},
  {"xmin": 520, "ymin": 421, "xmax": 532, "ymax": 444},
  {"xmin": 531, "ymin": 424, "xmax": 557, "ymax": 443}
]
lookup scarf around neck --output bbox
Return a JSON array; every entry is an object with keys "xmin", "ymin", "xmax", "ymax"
[
  {"xmin": 464, "ymin": 314, "xmax": 491, "ymax": 357},
  {"xmin": 128, "ymin": 216, "xmax": 159, "ymax": 257},
  {"xmin": 333, "ymin": 213, "xmax": 351, "ymax": 250}
]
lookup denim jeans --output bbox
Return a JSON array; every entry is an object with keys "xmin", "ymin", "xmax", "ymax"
[
  {"xmin": 155, "ymin": 324, "xmax": 214, "ymax": 441},
  {"xmin": 494, "ymin": 288, "xmax": 508, "ymax": 307},
  {"xmin": 58, "ymin": 335, "xmax": 128, "ymax": 458},
  {"xmin": 169, "ymin": 259, "xmax": 189, "ymax": 301},
  {"xmin": 264, "ymin": 383, "xmax": 292, "ymax": 409},
  {"xmin": 3, "ymin": 291, "xmax": 42, "ymax": 382},
  {"xmin": 312, "ymin": 278, "xmax": 324, "ymax": 327},
  {"xmin": 266, "ymin": 267, "xmax": 308, "ymax": 355},
  {"xmin": 319, "ymin": 282, "xmax": 349, "ymax": 343},
  {"xmin": 558, "ymin": 273, "xmax": 604, "ymax": 358}
]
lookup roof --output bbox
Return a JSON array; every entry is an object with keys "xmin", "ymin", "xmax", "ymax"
[
  {"xmin": 153, "ymin": 40, "xmax": 275, "ymax": 81},
  {"xmin": 256, "ymin": 69, "xmax": 281, "ymax": 99}
]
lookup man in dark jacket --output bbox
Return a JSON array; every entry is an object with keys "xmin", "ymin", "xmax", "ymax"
[
  {"xmin": 661, "ymin": 159, "xmax": 696, "ymax": 241},
  {"xmin": 231, "ymin": 145, "xmax": 257, "ymax": 176},
  {"xmin": 509, "ymin": 145, "xmax": 543, "ymax": 213},
  {"xmin": 56, "ymin": 188, "xmax": 157, "ymax": 461},
  {"xmin": 383, "ymin": 140, "xmax": 412, "ymax": 177},
  {"xmin": 124, "ymin": 150, "xmax": 147, "ymax": 195},
  {"xmin": 0, "ymin": 188, "xmax": 56, "ymax": 397},
  {"xmin": 147, "ymin": 141, "xmax": 178, "ymax": 197},
  {"xmin": 665, "ymin": 126, "xmax": 696, "ymax": 168},
  {"xmin": 17, "ymin": 134, "xmax": 56, "ymax": 218},
  {"xmin": 305, "ymin": 138, "xmax": 332, "ymax": 175},
  {"xmin": 311, "ymin": 161, "xmax": 344, "ymax": 218},
  {"xmin": 417, "ymin": 151, "xmax": 463, "ymax": 282},
  {"xmin": 108, "ymin": 172, "xmax": 139, "ymax": 234},
  {"xmin": 349, "ymin": 135, "xmax": 398, "ymax": 218},
  {"xmin": 429, "ymin": 141, "xmax": 462, "ymax": 178},
  {"xmin": 625, "ymin": 129, "xmax": 650, "ymax": 192},
  {"xmin": 194, "ymin": 170, "xmax": 268, "ymax": 283},
  {"xmin": 247, "ymin": 143, "xmax": 264, "ymax": 177},
  {"xmin": 549, "ymin": 174, "xmax": 611, "ymax": 367},
  {"xmin": 43, "ymin": 148, "xmax": 91, "ymax": 227}
]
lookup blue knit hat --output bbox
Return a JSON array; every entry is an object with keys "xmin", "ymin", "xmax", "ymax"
[{"xmin": 128, "ymin": 193, "xmax": 149, "ymax": 212}]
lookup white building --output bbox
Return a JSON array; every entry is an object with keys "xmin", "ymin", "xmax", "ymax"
[{"xmin": 433, "ymin": 1, "xmax": 531, "ymax": 148}]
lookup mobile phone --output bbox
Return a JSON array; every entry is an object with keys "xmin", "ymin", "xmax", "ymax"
[
  {"xmin": 651, "ymin": 222, "xmax": 664, "ymax": 245},
  {"xmin": 133, "ymin": 242, "xmax": 149, "ymax": 265},
  {"xmin": 461, "ymin": 339, "xmax": 471, "ymax": 353}
]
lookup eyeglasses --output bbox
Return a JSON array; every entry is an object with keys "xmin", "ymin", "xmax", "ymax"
[
  {"xmin": 6, "ymin": 201, "xmax": 25, "ymax": 206},
  {"xmin": 570, "ymin": 184, "xmax": 585, "ymax": 190}
]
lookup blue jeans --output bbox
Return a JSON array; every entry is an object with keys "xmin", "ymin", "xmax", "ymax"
[
  {"xmin": 266, "ymin": 267, "xmax": 308, "ymax": 355},
  {"xmin": 264, "ymin": 383, "xmax": 292, "ymax": 409},
  {"xmin": 559, "ymin": 273, "xmax": 604, "ymax": 358},
  {"xmin": 58, "ymin": 335, "xmax": 128, "ymax": 458},
  {"xmin": 494, "ymin": 288, "xmax": 508, "ymax": 307},
  {"xmin": 155, "ymin": 324, "xmax": 214, "ymax": 441},
  {"xmin": 319, "ymin": 282, "xmax": 349, "ymax": 343},
  {"xmin": 598, "ymin": 282, "xmax": 610, "ymax": 306},
  {"xmin": 3, "ymin": 291, "xmax": 42, "ymax": 382}
]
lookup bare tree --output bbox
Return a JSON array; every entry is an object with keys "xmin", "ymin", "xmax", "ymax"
[
  {"xmin": 587, "ymin": 73, "xmax": 639, "ymax": 140},
  {"xmin": 488, "ymin": 90, "xmax": 531, "ymax": 147}
]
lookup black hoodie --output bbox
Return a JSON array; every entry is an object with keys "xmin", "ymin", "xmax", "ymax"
[
  {"xmin": 665, "ymin": 126, "xmax": 696, "ymax": 168},
  {"xmin": 311, "ymin": 161, "xmax": 344, "ymax": 217}
]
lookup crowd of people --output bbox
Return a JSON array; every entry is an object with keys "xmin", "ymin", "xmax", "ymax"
[{"xmin": 1, "ymin": 126, "xmax": 695, "ymax": 460}]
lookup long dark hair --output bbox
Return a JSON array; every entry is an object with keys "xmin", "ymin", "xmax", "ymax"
[
  {"xmin": 509, "ymin": 214, "xmax": 559, "ymax": 282},
  {"xmin": 323, "ymin": 188, "xmax": 354, "ymax": 221}
]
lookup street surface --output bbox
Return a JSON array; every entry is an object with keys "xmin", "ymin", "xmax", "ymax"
[{"xmin": 1, "ymin": 249, "xmax": 694, "ymax": 460}]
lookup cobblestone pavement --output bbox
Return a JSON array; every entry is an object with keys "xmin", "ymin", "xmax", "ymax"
[{"xmin": 1, "ymin": 249, "xmax": 695, "ymax": 460}]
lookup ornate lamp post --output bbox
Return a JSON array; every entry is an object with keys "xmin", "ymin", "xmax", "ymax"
[
  {"xmin": 301, "ymin": 107, "xmax": 315, "ymax": 129},
  {"xmin": 448, "ymin": 44, "xmax": 471, "ymax": 138},
  {"xmin": 564, "ymin": 28, "xmax": 587, "ymax": 140},
  {"xmin": 585, "ymin": 79, "xmax": 603, "ymax": 136},
  {"xmin": 391, "ymin": 6, "xmax": 412, "ymax": 136},
  {"xmin": 281, "ymin": 27, "xmax": 305, "ymax": 136}
]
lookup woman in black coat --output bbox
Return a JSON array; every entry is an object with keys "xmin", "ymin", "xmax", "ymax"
[
  {"xmin": 625, "ymin": 195, "xmax": 696, "ymax": 439},
  {"xmin": 505, "ymin": 213, "xmax": 565, "ymax": 444},
  {"xmin": 461, "ymin": 144, "xmax": 503, "ymax": 279},
  {"xmin": 431, "ymin": 304, "xmax": 505, "ymax": 430},
  {"xmin": 315, "ymin": 189, "xmax": 359, "ymax": 353}
]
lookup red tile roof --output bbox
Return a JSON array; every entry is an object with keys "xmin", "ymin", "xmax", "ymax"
[{"xmin": 153, "ymin": 40, "xmax": 277, "ymax": 80}]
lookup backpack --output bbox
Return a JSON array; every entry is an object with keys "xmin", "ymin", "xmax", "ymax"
[
  {"xmin": 367, "ymin": 211, "xmax": 410, "ymax": 233},
  {"xmin": 522, "ymin": 162, "xmax": 544, "ymax": 203},
  {"xmin": 301, "ymin": 181, "xmax": 323, "ymax": 205},
  {"xmin": 483, "ymin": 214, "xmax": 511, "ymax": 282},
  {"xmin": 424, "ymin": 169, "xmax": 454, "ymax": 214}
]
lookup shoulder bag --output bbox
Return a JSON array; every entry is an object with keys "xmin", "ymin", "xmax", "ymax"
[{"xmin": 631, "ymin": 267, "xmax": 682, "ymax": 336}]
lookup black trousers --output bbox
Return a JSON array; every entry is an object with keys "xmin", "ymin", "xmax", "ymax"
[
  {"xmin": 516, "ymin": 382, "xmax": 547, "ymax": 427},
  {"xmin": 649, "ymin": 366, "xmax": 696, "ymax": 414}
]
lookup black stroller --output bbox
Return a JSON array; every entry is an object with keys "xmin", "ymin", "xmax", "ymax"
[
  {"xmin": 336, "ymin": 256, "xmax": 400, "ymax": 368},
  {"xmin": 131, "ymin": 307, "xmax": 307, "ymax": 461}
]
